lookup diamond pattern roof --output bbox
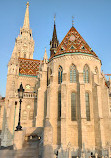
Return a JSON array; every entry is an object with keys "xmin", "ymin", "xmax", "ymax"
[
  {"xmin": 19, "ymin": 58, "xmax": 40, "ymax": 76},
  {"xmin": 50, "ymin": 26, "xmax": 98, "ymax": 59}
]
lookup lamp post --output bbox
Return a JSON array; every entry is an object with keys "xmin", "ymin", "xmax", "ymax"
[{"xmin": 16, "ymin": 83, "xmax": 24, "ymax": 131}]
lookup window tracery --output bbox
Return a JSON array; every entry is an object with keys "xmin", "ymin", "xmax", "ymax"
[
  {"xmin": 58, "ymin": 66, "xmax": 63, "ymax": 84},
  {"xmin": 85, "ymin": 92, "xmax": 90, "ymax": 121},
  {"xmin": 70, "ymin": 64, "xmax": 76, "ymax": 83},
  {"xmin": 83, "ymin": 64, "xmax": 89, "ymax": 83},
  {"xmin": 58, "ymin": 92, "xmax": 61, "ymax": 120},
  {"xmin": 71, "ymin": 92, "xmax": 76, "ymax": 121}
]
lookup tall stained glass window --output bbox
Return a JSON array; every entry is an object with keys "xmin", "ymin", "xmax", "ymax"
[
  {"xmin": 71, "ymin": 92, "xmax": 76, "ymax": 121},
  {"xmin": 58, "ymin": 66, "xmax": 63, "ymax": 84},
  {"xmin": 83, "ymin": 65, "xmax": 89, "ymax": 83},
  {"xmin": 85, "ymin": 92, "xmax": 90, "ymax": 121},
  {"xmin": 70, "ymin": 64, "xmax": 76, "ymax": 83},
  {"xmin": 58, "ymin": 92, "xmax": 61, "ymax": 120}
]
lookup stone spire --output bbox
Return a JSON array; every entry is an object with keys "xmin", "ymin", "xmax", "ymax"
[
  {"xmin": 52, "ymin": 17, "xmax": 57, "ymax": 42},
  {"xmin": 15, "ymin": 2, "xmax": 34, "ymax": 59},
  {"xmin": 43, "ymin": 48, "xmax": 48, "ymax": 63},
  {"xmin": 50, "ymin": 16, "xmax": 59, "ymax": 57},
  {"xmin": 23, "ymin": 2, "xmax": 30, "ymax": 28}
]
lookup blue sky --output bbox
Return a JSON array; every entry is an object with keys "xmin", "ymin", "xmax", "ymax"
[{"xmin": 0, "ymin": 0, "xmax": 111, "ymax": 96}]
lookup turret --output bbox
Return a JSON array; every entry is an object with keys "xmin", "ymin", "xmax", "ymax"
[{"xmin": 50, "ymin": 16, "xmax": 59, "ymax": 57}]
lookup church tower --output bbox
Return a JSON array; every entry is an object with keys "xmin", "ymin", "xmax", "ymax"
[
  {"xmin": 16, "ymin": 2, "xmax": 34, "ymax": 59},
  {"xmin": 50, "ymin": 17, "xmax": 59, "ymax": 57},
  {"xmin": 1, "ymin": 2, "xmax": 35, "ymax": 147}
]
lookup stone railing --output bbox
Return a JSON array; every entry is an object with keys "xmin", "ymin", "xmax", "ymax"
[{"xmin": 23, "ymin": 92, "xmax": 37, "ymax": 98}]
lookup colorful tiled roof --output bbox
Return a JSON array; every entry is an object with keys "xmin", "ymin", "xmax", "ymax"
[
  {"xmin": 50, "ymin": 26, "xmax": 98, "ymax": 59},
  {"xmin": 105, "ymin": 74, "xmax": 111, "ymax": 76},
  {"xmin": 19, "ymin": 58, "xmax": 40, "ymax": 76}
]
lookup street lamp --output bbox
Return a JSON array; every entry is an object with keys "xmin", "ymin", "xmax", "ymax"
[{"xmin": 16, "ymin": 83, "xmax": 24, "ymax": 131}]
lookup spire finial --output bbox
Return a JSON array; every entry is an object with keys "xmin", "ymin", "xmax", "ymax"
[
  {"xmin": 23, "ymin": 2, "xmax": 30, "ymax": 28},
  {"xmin": 26, "ymin": 2, "xmax": 29, "ymax": 6},
  {"xmin": 54, "ymin": 14, "xmax": 56, "ymax": 25},
  {"xmin": 72, "ymin": 16, "xmax": 74, "ymax": 27},
  {"xmin": 45, "ymin": 47, "xmax": 46, "ymax": 53}
]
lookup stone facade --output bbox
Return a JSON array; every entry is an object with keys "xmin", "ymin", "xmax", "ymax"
[
  {"xmin": 1, "ymin": 2, "xmax": 111, "ymax": 158},
  {"xmin": 0, "ymin": 97, "xmax": 5, "ymax": 132}
]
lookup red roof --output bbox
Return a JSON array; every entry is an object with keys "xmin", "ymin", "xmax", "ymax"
[
  {"xmin": 50, "ymin": 26, "xmax": 98, "ymax": 59},
  {"xmin": 105, "ymin": 74, "xmax": 111, "ymax": 76},
  {"xmin": 19, "ymin": 58, "xmax": 41, "ymax": 76}
]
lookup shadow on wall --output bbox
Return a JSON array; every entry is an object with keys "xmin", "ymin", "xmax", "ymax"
[
  {"xmin": 0, "ymin": 133, "xmax": 40, "ymax": 157},
  {"xmin": 33, "ymin": 97, "xmax": 37, "ymax": 127},
  {"xmin": 0, "ymin": 103, "xmax": 43, "ymax": 157},
  {"xmin": 53, "ymin": 143, "xmax": 109, "ymax": 158},
  {"xmin": 43, "ymin": 144, "xmax": 54, "ymax": 158},
  {"xmin": 54, "ymin": 146, "xmax": 79, "ymax": 158},
  {"xmin": 0, "ymin": 107, "xmax": 13, "ymax": 148}
]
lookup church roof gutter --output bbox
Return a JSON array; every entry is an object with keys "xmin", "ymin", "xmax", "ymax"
[
  {"xmin": 49, "ymin": 52, "xmax": 102, "ymax": 64},
  {"xmin": 19, "ymin": 73, "xmax": 37, "ymax": 78}
]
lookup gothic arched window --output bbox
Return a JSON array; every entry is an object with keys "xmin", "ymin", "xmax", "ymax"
[
  {"xmin": 71, "ymin": 92, "xmax": 76, "ymax": 121},
  {"xmin": 70, "ymin": 64, "xmax": 76, "ymax": 83},
  {"xmin": 83, "ymin": 64, "xmax": 89, "ymax": 83},
  {"xmin": 22, "ymin": 111, "xmax": 27, "ymax": 120},
  {"xmin": 58, "ymin": 92, "xmax": 61, "ymax": 120},
  {"xmin": 29, "ymin": 110, "xmax": 34, "ymax": 120},
  {"xmin": 58, "ymin": 66, "xmax": 63, "ymax": 84},
  {"xmin": 85, "ymin": 92, "xmax": 90, "ymax": 121}
]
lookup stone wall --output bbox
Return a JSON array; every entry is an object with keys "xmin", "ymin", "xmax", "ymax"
[
  {"xmin": 0, "ymin": 97, "xmax": 5, "ymax": 131},
  {"xmin": 42, "ymin": 53, "xmax": 110, "ymax": 156}
]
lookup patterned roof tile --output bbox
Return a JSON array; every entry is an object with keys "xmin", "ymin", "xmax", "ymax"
[
  {"xmin": 19, "ymin": 58, "xmax": 41, "ymax": 76},
  {"xmin": 50, "ymin": 26, "xmax": 98, "ymax": 59}
]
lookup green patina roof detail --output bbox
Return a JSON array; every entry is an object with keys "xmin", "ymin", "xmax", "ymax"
[
  {"xmin": 51, "ymin": 52, "xmax": 94, "ymax": 60},
  {"xmin": 19, "ymin": 73, "xmax": 37, "ymax": 78}
]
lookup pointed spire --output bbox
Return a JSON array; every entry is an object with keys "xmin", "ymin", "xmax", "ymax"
[
  {"xmin": 54, "ymin": 14, "xmax": 56, "ymax": 25},
  {"xmin": 43, "ymin": 48, "xmax": 48, "ymax": 63},
  {"xmin": 23, "ymin": 2, "xmax": 30, "ymax": 28},
  {"xmin": 52, "ymin": 15, "xmax": 57, "ymax": 42},
  {"xmin": 50, "ymin": 15, "xmax": 59, "ymax": 57}
]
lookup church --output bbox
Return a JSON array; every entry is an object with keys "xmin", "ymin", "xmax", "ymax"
[{"xmin": 1, "ymin": 2, "xmax": 111, "ymax": 158}]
